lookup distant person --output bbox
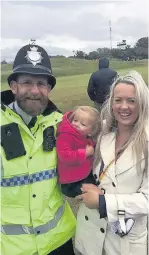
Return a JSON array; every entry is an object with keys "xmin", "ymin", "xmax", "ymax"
[
  {"xmin": 87, "ymin": 57, "xmax": 118, "ymax": 110},
  {"xmin": 56, "ymin": 106, "xmax": 101, "ymax": 198}
]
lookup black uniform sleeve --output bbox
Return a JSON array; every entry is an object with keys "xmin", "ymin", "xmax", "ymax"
[
  {"xmin": 87, "ymin": 75, "xmax": 96, "ymax": 101},
  {"xmin": 99, "ymin": 195, "xmax": 107, "ymax": 218}
]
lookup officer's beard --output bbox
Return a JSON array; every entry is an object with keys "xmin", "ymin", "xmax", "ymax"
[{"xmin": 15, "ymin": 93, "xmax": 49, "ymax": 117}]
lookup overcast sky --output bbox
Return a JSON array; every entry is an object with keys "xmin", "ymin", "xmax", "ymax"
[{"xmin": 1, "ymin": 0, "xmax": 148, "ymax": 61}]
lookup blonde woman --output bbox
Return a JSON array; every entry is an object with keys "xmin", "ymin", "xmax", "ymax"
[{"xmin": 75, "ymin": 71, "xmax": 148, "ymax": 255}]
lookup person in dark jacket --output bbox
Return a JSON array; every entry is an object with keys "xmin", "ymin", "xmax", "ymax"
[{"xmin": 87, "ymin": 57, "xmax": 118, "ymax": 110}]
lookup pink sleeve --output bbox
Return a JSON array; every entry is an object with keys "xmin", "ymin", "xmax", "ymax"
[{"xmin": 56, "ymin": 134, "xmax": 86, "ymax": 165}]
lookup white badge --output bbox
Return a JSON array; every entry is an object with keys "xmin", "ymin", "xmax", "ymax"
[{"xmin": 25, "ymin": 46, "xmax": 43, "ymax": 66}]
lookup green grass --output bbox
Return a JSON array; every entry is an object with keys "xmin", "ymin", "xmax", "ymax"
[
  {"xmin": 1, "ymin": 59, "xmax": 148, "ymax": 112},
  {"xmin": 1, "ymin": 58, "xmax": 148, "ymax": 83},
  {"xmin": 50, "ymin": 65, "xmax": 148, "ymax": 112}
]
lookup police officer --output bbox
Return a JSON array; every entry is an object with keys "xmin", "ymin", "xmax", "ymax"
[{"xmin": 1, "ymin": 43, "xmax": 76, "ymax": 255}]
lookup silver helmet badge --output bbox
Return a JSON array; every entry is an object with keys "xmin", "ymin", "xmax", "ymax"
[{"xmin": 25, "ymin": 46, "xmax": 43, "ymax": 66}]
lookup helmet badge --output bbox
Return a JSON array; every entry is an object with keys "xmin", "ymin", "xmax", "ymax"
[{"xmin": 25, "ymin": 46, "xmax": 43, "ymax": 66}]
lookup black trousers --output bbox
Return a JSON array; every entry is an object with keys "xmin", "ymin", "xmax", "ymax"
[
  {"xmin": 61, "ymin": 172, "xmax": 96, "ymax": 198},
  {"xmin": 47, "ymin": 239, "xmax": 75, "ymax": 255}
]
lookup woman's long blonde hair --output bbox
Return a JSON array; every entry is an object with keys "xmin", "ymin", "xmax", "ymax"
[{"xmin": 94, "ymin": 70, "xmax": 148, "ymax": 171}]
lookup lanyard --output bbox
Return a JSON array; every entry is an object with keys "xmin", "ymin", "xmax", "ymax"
[{"xmin": 99, "ymin": 158, "xmax": 115, "ymax": 181}]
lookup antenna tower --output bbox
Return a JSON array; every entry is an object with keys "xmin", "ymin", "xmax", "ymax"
[{"xmin": 109, "ymin": 20, "xmax": 112, "ymax": 50}]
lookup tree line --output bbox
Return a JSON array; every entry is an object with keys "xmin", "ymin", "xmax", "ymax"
[
  {"xmin": 73, "ymin": 37, "xmax": 148, "ymax": 61},
  {"xmin": 1, "ymin": 37, "xmax": 148, "ymax": 64}
]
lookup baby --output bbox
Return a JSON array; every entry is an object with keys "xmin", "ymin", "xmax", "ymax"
[{"xmin": 56, "ymin": 106, "xmax": 101, "ymax": 197}]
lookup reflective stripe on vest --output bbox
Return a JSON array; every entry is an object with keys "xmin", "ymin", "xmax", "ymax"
[
  {"xmin": 1, "ymin": 203, "xmax": 65, "ymax": 235},
  {"xmin": 0, "ymin": 169, "xmax": 57, "ymax": 187}
]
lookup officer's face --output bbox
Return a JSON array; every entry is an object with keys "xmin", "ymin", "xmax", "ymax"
[{"xmin": 10, "ymin": 74, "xmax": 51, "ymax": 116}]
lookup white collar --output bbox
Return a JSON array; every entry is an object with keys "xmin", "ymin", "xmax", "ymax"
[{"xmin": 8, "ymin": 101, "xmax": 32, "ymax": 125}]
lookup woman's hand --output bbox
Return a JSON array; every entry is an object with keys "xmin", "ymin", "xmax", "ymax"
[{"xmin": 75, "ymin": 184, "xmax": 104, "ymax": 209}]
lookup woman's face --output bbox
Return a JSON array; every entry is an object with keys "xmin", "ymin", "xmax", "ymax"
[{"xmin": 112, "ymin": 83, "xmax": 139, "ymax": 128}]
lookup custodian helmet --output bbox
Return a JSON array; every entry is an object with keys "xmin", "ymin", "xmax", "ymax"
[{"xmin": 7, "ymin": 44, "xmax": 56, "ymax": 89}]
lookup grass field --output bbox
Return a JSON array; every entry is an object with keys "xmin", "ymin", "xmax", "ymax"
[
  {"xmin": 0, "ymin": 58, "xmax": 148, "ymax": 255},
  {"xmin": 1, "ymin": 58, "xmax": 148, "ymax": 113}
]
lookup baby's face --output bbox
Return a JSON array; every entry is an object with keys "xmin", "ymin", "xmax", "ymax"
[{"xmin": 71, "ymin": 110, "xmax": 93, "ymax": 136}]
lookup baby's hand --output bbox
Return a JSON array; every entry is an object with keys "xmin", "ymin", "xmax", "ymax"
[{"xmin": 86, "ymin": 145, "xmax": 94, "ymax": 157}]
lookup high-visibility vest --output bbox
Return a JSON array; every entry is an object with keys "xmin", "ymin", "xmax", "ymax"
[{"xmin": 1, "ymin": 105, "xmax": 76, "ymax": 255}]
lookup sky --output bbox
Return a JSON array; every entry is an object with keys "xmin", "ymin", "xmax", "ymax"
[{"xmin": 1, "ymin": 0, "xmax": 148, "ymax": 61}]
